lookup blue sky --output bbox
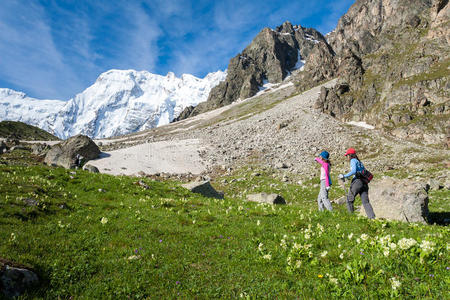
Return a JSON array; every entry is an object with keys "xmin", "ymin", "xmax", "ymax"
[{"xmin": 0, "ymin": 0, "xmax": 354, "ymax": 100}]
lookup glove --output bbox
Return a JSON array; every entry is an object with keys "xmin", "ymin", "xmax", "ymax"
[
  {"xmin": 338, "ymin": 174, "xmax": 345, "ymax": 180},
  {"xmin": 326, "ymin": 186, "xmax": 331, "ymax": 191}
]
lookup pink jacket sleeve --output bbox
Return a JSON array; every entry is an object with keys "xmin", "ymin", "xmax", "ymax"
[
  {"xmin": 315, "ymin": 157, "xmax": 324, "ymax": 165},
  {"xmin": 315, "ymin": 157, "xmax": 331, "ymax": 187}
]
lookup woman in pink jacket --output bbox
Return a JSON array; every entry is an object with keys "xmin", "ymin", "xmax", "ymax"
[{"xmin": 315, "ymin": 151, "xmax": 333, "ymax": 211}]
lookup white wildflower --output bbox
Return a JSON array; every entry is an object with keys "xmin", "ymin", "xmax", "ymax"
[
  {"xmin": 389, "ymin": 243, "xmax": 397, "ymax": 250},
  {"xmin": 238, "ymin": 206, "xmax": 243, "ymax": 211},
  {"xmin": 258, "ymin": 243, "xmax": 264, "ymax": 252},
  {"xmin": 320, "ymin": 251, "xmax": 328, "ymax": 257},
  {"xmin": 304, "ymin": 233, "xmax": 311, "ymax": 240},
  {"xmin": 391, "ymin": 277, "xmax": 401, "ymax": 290},
  {"xmin": 419, "ymin": 240, "xmax": 435, "ymax": 254},
  {"xmin": 330, "ymin": 277, "xmax": 338, "ymax": 285},
  {"xmin": 304, "ymin": 244, "xmax": 313, "ymax": 249},
  {"xmin": 280, "ymin": 239, "xmax": 287, "ymax": 249},
  {"xmin": 127, "ymin": 255, "xmax": 141, "ymax": 260},
  {"xmin": 397, "ymin": 238, "xmax": 417, "ymax": 250},
  {"xmin": 100, "ymin": 217, "xmax": 108, "ymax": 225},
  {"xmin": 338, "ymin": 244, "xmax": 342, "ymax": 248},
  {"xmin": 295, "ymin": 260, "xmax": 302, "ymax": 269},
  {"xmin": 335, "ymin": 224, "xmax": 340, "ymax": 230},
  {"xmin": 293, "ymin": 242, "xmax": 301, "ymax": 250},
  {"xmin": 287, "ymin": 256, "xmax": 292, "ymax": 266},
  {"xmin": 9, "ymin": 233, "xmax": 16, "ymax": 242},
  {"xmin": 263, "ymin": 254, "xmax": 272, "ymax": 260},
  {"xmin": 257, "ymin": 220, "xmax": 261, "ymax": 226},
  {"xmin": 317, "ymin": 223, "xmax": 324, "ymax": 232},
  {"xmin": 383, "ymin": 248, "xmax": 390, "ymax": 257},
  {"xmin": 356, "ymin": 238, "xmax": 361, "ymax": 244},
  {"xmin": 339, "ymin": 253, "xmax": 344, "ymax": 259},
  {"xmin": 360, "ymin": 234, "xmax": 369, "ymax": 241},
  {"xmin": 348, "ymin": 233, "xmax": 354, "ymax": 240}
]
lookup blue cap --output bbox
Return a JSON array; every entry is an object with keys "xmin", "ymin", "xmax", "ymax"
[{"xmin": 320, "ymin": 151, "xmax": 329, "ymax": 160}]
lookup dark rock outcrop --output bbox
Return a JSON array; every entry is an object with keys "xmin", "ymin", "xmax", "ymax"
[
  {"xmin": 0, "ymin": 141, "xmax": 8, "ymax": 154},
  {"xmin": 44, "ymin": 135, "xmax": 100, "ymax": 169},
  {"xmin": 181, "ymin": 181, "xmax": 224, "ymax": 199},
  {"xmin": 0, "ymin": 258, "xmax": 39, "ymax": 298},
  {"xmin": 177, "ymin": 21, "xmax": 330, "ymax": 120},
  {"xmin": 314, "ymin": 0, "xmax": 449, "ymax": 146},
  {"xmin": 294, "ymin": 41, "xmax": 338, "ymax": 92}
]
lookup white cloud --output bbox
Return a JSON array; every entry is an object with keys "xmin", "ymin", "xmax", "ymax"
[
  {"xmin": 121, "ymin": 4, "xmax": 162, "ymax": 71},
  {"xmin": 0, "ymin": 1, "xmax": 84, "ymax": 99}
]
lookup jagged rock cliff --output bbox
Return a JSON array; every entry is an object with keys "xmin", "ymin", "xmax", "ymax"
[
  {"xmin": 313, "ymin": 0, "xmax": 449, "ymax": 147},
  {"xmin": 177, "ymin": 21, "xmax": 331, "ymax": 119}
]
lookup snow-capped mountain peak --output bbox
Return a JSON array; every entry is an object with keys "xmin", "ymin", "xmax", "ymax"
[{"xmin": 0, "ymin": 69, "xmax": 226, "ymax": 139}]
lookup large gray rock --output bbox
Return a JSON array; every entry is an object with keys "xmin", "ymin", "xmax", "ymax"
[
  {"xmin": 360, "ymin": 178, "xmax": 429, "ymax": 223},
  {"xmin": 246, "ymin": 193, "xmax": 286, "ymax": 205},
  {"xmin": 83, "ymin": 164, "xmax": 100, "ymax": 173},
  {"xmin": 181, "ymin": 181, "xmax": 224, "ymax": 199},
  {"xmin": 44, "ymin": 135, "xmax": 100, "ymax": 169},
  {"xmin": 0, "ymin": 258, "xmax": 39, "ymax": 298},
  {"xmin": 31, "ymin": 143, "xmax": 50, "ymax": 156}
]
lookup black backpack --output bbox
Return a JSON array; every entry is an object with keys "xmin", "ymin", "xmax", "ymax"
[{"xmin": 356, "ymin": 169, "xmax": 373, "ymax": 184}]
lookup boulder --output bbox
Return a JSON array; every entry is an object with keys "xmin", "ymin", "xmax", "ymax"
[
  {"xmin": 44, "ymin": 135, "xmax": 100, "ymax": 169},
  {"xmin": 360, "ymin": 178, "xmax": 429, "ymax": 223},
  {"xmin": 0, "ymin": 258, "xmax": 39, "ymax": 298},
  {"xmin": 427, "ymin": 179, "xmax": 442, "ymax": 190},
  {"xmin": 0, "ymin": 141, "xmax": 8, "ymax": 154},
  {"xmin": 31, "ymin": 143, "xmax": 50, "ymax": 156},
  {"xmin": 332, "ymin": 196, "xmax": 347, "ymax": 205},
  {"xmin": 246, "ymin": 193, "xmax": 286, "ymax": 205},
  {"xmin": 83, "ymin": 164, "xmax": 100, "ymax": 173},
  {"xmin": 181, "ymin": 181, "xmax": 224, "ymax": 199}
]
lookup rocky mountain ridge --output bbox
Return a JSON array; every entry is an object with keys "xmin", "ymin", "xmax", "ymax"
[
  {"xmin": 309, "ymin": 0, "xmax": 449, "ymax": 147},
  {"xmin": 176, "ymin": 21, "xmax": 332, "ymax": 119}
]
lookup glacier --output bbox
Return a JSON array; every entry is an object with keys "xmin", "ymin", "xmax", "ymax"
[{"xmin": 0, "ymin": 69, "xmax": 226, "ymax": 139}]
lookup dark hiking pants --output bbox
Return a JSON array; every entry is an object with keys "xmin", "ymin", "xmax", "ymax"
[{"xmin": 346, "ymin": 178, "xmax": 375, "ymax": 219}]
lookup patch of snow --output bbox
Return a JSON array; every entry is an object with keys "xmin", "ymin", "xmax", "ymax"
[
  {"xmin": 305, "ymin": 33, "xmax": 320, "ymax": 44},
  {"xmin": 256, "ymin": 79, "xmax": 277, "ymax": 95},
  {"xmin": 346, "ymin": 121, "xmax": 375, "ymax": 130},
  {"xmin": 292, "ymin": 49, "xmax": 306, "ymax": 71},
  {"xmin": 88, "ymin": 139, "xmax": 208, "ymax": 176}
]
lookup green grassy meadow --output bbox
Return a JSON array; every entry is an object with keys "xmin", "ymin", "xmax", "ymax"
[{"xmin": 1, "ymin": 151, "xmax": 449, "ymax": 298}]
